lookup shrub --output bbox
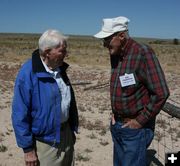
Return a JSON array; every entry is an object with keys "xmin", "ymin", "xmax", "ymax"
[{"xmin": 173, "ymin": 38, "xmax": 179, "ymax": 45}]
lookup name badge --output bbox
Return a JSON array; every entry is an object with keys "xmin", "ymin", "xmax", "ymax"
[{"xmin": 119, "ymin": 73, "xmax": 136, "ymax": 87}]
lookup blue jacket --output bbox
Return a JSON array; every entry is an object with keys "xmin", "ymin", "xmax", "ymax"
[{"xmin": 12, "ymin": 50, "xmax": 79, "ymax": 152}]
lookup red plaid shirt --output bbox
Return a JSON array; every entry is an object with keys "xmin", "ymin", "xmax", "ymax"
[{"xmin": 110, "ymin": 38, "xmax": 169, "ymax": 126}]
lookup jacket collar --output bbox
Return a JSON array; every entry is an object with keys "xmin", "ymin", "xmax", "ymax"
[{"xmin": 32, "ymin": 49, "xmax": 69, "ymax": 73}]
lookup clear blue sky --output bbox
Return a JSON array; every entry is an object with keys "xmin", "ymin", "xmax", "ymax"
[{"xmin": 0, "ymin": 0, "xmax": 179, "ymax": 39}]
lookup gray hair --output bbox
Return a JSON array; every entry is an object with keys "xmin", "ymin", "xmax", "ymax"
[{"xmin": 38, "ymin": 29, "xmax": 68, "ymax": 52}]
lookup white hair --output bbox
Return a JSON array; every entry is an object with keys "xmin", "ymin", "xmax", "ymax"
[{"xmin": 38, "ymin": 29, "xmax": 68, "ymax": 52}]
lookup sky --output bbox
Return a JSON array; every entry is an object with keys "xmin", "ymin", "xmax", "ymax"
[{"xmin": 0, "ymin": 0, "xmax": 179, "ymax": 39}]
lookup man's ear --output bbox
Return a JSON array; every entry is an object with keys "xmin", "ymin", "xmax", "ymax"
[
  {"xmin": 42, "ymin": 48, "xmax": 51, "ymax": 58},
  {"xmin": 44, "ymin": 48, "xmax": 51, "ymax": 55},
  {"xmin": 118, "ymin": 32, "xmax": 125, "ymax": 40}
]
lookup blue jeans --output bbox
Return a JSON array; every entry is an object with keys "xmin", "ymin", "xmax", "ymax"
[{"xmin": 110, "ymin": 121, "xmax": 154, "ymax": 166}]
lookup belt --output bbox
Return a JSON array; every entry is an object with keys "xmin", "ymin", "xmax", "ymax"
[{"xmin": 114, "ymin": 114, "xmax": 137, "ymax": 123}]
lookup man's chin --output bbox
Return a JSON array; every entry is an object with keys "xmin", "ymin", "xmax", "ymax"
[
  {"xmin": 109, "ymin": 52, "xmax": 116, "ymax": 56},
  {"xmin": 109, "ymin": 49, "xmax": 121, "ymax": 56},
  {"xmin": 109, "ymin": 49, "xmax": 116, "ymax": 56},
  {"xmin": 109, "ymin": 50, "xmax": 113, "ymax": 55}
]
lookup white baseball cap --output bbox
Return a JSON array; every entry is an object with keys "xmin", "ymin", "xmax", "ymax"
[{"xmin": 94, "ymin": 16, "xmax": 130, "ymax": 39}]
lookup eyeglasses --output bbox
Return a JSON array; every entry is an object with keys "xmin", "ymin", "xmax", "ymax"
[{"xmin": 102, "ymin": 32, "xmax": 119, "ymax": 46}]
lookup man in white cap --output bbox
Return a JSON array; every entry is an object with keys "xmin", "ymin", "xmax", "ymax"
[{"xmin": 94, "ymin": 16, "xmax": 169, "ymax": 166}]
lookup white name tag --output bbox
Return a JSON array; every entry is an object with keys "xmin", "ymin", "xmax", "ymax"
[{"xmin": 119, "ymin": 73, "xmax": 136, "ymax": 87}]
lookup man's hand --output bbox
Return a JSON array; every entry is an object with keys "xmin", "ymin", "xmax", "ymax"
[
  {"xmin": 122, "ymin": 119, "xmax": 142, "ymax": 129},
  {"xmin": 24, "ymin": 149, "xmax": 38, "ymax": 166},
  {"xmin": 111, "ymin": 114, "xmax": 116, "ymax": 125}
]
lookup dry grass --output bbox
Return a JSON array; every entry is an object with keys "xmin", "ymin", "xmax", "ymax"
[
  {"xmin": 0, "ymin": 144, "xmax": 7, "ymax": 152},
  {"xmin": 1, "ymin": 33, "xmax": 180, "ymax": 75}
]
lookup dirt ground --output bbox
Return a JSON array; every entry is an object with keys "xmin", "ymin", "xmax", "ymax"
[{"xmin": 0, "ymin": 60, "xmax": 180, "ymax": 166}]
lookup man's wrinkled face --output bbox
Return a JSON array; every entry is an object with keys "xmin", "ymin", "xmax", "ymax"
[
  {"xmin": 46, "ymin": 42, "xmax": 67, "ymax": 69},
  {"xmin": 103, "ymin": 32, "xmax": 125, "ymax": 56}
]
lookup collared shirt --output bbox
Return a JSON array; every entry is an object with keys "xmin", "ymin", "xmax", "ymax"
[
  {"xmin": 41, "ymin": 58, "xmax": 71, "ymax": 123},
  {"xmin": 110, "ymin": 38, "xmax": 169, "ymax": 126}
]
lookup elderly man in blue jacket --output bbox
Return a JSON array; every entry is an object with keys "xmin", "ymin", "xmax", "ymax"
[{"xmin": 12, "ymin": 29, "xmax": 79, "ymax": 166}]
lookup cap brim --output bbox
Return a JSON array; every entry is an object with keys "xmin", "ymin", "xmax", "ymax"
[{"xmin": 94, "ymin": 31, "xmax": 114, "ymax": 39}]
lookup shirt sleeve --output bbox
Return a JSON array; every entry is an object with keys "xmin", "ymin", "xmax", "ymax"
[{"xmin": 136, "ymin": 47, "xmax": 170, "ymax": 126}]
